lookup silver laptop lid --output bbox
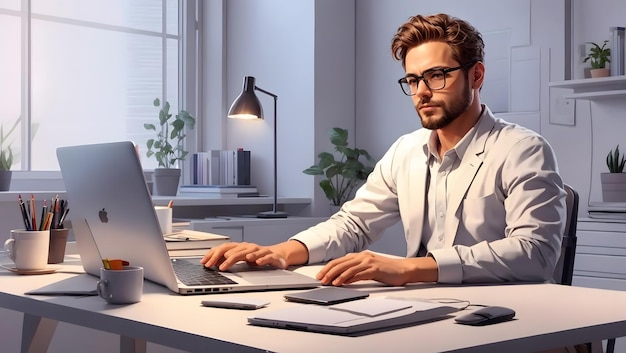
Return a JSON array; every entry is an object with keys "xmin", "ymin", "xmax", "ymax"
[{"xmin": 57, "ymin": 141, "xmax": 179, "ymax": 292}]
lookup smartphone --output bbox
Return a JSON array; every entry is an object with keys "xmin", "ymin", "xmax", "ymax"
[{"xmin": 283, "ymin": 287, "xmax": 369, "ymax": 305}]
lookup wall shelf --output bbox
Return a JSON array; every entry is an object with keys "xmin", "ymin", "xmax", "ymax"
[{"xmin": 549, "ymin": 75, "xmax": 626, "ymax": 100}]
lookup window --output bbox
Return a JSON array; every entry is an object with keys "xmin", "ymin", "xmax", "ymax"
[{"xmin": 0, "ymin": 0, "xmax": 198, "ymax": 171}]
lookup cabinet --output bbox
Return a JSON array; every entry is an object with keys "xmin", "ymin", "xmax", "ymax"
[
  {"xmin": 574, "ymin": 218, "xmax": 626, "ymax": 353},
  {"xmin": 549, "ymin": 76, "xmax": 626, "ymax": 100},
  {"xmin": 574, "ymin": 218, "xmax": 626, "ymax": 289},
  {"xmin": 190, "ymin": 217, "xmax": 327, "ymax": 245},
  {"xmin": 190, "ymin": 216, "xmax": 407, "ymax": 256}
]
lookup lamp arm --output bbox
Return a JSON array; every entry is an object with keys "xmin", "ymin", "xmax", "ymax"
[{"xmin": 255, "ymin": 86, "xmax": 279, "ymax": 214}]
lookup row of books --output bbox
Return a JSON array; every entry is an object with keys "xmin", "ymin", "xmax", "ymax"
[{"xmin": 191, "ymin": 149, "xmax": 251, "ymax": 186}]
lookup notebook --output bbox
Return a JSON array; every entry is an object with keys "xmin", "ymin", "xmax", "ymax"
[
  {"xmin": 56, "ymin": 141, "xmax": 320, "ymax": 295},
  {"xmin": 247, "ymin": 297, "xmax": 459, "ymax": 334}
]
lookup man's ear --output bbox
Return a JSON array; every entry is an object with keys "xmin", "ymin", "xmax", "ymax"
[{"xmin": 471, "ymin": 61, "xmax": 486, "ymax": 89}]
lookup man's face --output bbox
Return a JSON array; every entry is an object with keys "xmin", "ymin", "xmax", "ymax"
[{"xmin": 404, "ymin": 42, "xmax": 472, "ymax": 130}]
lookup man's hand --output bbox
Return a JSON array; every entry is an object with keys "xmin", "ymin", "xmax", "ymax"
[
  {"xmin": 200, "ymin": 240, "xmax": 309, "ymax": 271},
  {"xmin": 316, "ymin": 251, "xmax": 438, "ymax": 286},
  {"xmin": 200, "ymin": 242, "xmax": 286, "ymax": 270}
]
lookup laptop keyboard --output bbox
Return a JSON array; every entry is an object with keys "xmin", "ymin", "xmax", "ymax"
[{"xmin": 171, "ymin": 259, "xmax": 237, "ymax": 286}]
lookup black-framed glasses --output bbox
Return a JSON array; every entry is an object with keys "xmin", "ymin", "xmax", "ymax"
[{"xmin": 397, "ymin": 63, "xmax": 473, "ymax": 96}]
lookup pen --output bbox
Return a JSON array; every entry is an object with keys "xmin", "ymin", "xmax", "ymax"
[
  {"xmin": 58, "ymin": 207, "xmax": 70, "ymax": 229},
  {"xmin": 17, "ymin": 195, "xmax": 31, "ymax": 231},
  {"xmin": 38, "ymin": 200, "xmax": 47, "ymax": 231}
]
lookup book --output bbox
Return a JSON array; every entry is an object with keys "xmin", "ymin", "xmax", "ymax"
[
  {"xmin": 168, "ymin": 248, "xmax": 214, "ymax": 257},
  {"xmin": 220, "ymin": 149, "xmax": 251, "ymax": 185},
  {"xmin": 611, "ymin": 27, "xmax": 625, "ymax": 76},
  {"xmin": 163, "ymin": 230, "xmax": 229, "ymax": 250},
  {"xmin": 179, "ymin": 185, "xmax": 258, "ymax": 194}
]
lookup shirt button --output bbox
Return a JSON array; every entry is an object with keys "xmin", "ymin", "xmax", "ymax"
[{"xmin": 438, "ymin": 235, "xmax": 444, "ymax": 241}]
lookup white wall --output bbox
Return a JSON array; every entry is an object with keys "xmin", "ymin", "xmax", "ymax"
[{"xmin": 542, "ymin": 0, "xmax": 626, "ymax": 214}]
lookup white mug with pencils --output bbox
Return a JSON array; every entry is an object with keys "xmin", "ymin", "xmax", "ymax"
[{"xmin": 5, "ymin": 195, "xmax": 71, "ymax": 270}]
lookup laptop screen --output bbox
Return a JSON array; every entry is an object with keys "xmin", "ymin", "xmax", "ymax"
[{"xmin": 57, "ymin": 141, "xmax": 179, "ymax": 292}]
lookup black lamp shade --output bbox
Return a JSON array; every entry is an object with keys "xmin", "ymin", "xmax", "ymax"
[{"xmin": 228, "ymin": 76, "xmax": 263, "ymax": 120}]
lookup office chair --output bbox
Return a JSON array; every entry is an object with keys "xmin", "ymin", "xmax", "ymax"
[
  {"xmin": 553, "ymin": 184, "xmax": 615, "ymax": 353},
  {"xmin": 553, "ymin": 184, "xmax": 578, "ymax": 285}
]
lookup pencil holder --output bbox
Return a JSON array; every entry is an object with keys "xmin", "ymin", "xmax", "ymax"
[{"xmin": 48, "ymin": 228, "xmax": 69, "ymax": 264}]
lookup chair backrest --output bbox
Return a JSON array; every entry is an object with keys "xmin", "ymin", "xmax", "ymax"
[{"xmin": 552, "ymin": 184, "xmax": 579, "ymax": 285}]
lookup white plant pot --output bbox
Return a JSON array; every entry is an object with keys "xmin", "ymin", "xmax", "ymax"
[
  {"xmin": 152, "ymin": 168, "xmax": 181, "ymax": 196},
  {"xmin": 601, "ymin": 172, "xmax": 626, "ymax": 202}
]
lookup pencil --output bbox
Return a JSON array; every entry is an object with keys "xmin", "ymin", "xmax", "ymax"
[
  {"xmin": 167, "ymin": 200, "xmax": 174, "ymax": 208},
  {"xmin": 30, "ymin": 194, "xmax": 36, "ymax": 231}
]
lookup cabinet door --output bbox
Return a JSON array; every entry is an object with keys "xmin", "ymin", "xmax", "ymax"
[
  {"xmin": 243, "ymin": 218, "xmax": 325, "ymax": 245},
  {"xmin": 191, "ymin": 223, "xmax": 244, "ymax": 242}
]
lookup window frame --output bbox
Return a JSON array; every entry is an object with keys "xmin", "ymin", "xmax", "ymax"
[{"xmin": 7, "ymin": 0, "xmax": 200, "ymax": 187}]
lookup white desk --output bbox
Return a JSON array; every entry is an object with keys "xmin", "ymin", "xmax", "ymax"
[{"xmin": 2, "ymin": 254, "xmax": 626, "ymax": 353}]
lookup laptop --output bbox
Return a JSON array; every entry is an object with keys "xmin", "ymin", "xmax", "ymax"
[{"xmin": 56, "ymin": 141, "xmax": 320, "ymax": 295}]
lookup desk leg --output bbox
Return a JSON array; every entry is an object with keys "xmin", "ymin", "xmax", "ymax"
[
  {"xmin": 21, "ymin": 314, "xmax": 59, "ymax": 353},
  {"xmin": 120, "ymin": 335, "xmax": 147, "ymax": 353}
]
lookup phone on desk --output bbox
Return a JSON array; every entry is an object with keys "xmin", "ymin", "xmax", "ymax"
[{"xmin": 283, "ymin": 287, "xmax": 369, "ymax": 305}]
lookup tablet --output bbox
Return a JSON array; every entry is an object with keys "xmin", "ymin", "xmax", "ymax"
[{"xmin": 284, "ymin": 287, "xmax": 369, "ymax": 305}]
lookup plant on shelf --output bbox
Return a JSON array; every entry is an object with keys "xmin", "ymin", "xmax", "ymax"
[
  {"xmin": 601, "ymin": 145, "xmax": 626, "ymax": 202},
  {"xmin": 606, "ymin": 145, "xmax": 625, "ymax": 173},
  {"xmin": 303, "ymin": 127, "xmax": 376, "ymax": 207},
  {"xmin": 144, "ymin": 98, "xmax": 196, "ymax": 168},
  {"xmin": 0, "ymin": 117, "xmax": 20, "ymax": 171},
  {"xmin": 583, "ymin": 40, "xmax": 610, "ymax": 77}
]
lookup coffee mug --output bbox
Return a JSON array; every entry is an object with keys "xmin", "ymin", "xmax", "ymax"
[
  {"xmin": 154, "ymin": 206, "xmax": 172, "ymax": 234},
  {"xmin": 4, "ymin": 230, "xmax": 50, "ymax": 270},
  {"xmin": 97, "ymin": 266, "xmax": 144, "ymax": 304}
]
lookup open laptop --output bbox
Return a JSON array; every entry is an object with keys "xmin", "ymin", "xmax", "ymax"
[{"xmin": 56, "ymin": 141, "xmax": 320, "ymax": 295}]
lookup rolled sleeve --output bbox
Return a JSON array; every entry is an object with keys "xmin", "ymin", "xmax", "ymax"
[{"xmin": 428, "ymin": 248, "xmax": 463, "ymax": 284}]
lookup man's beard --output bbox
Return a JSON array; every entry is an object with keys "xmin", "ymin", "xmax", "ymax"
[{"xmin": 415, "ymin": 81, "xmax": 472, "ymax": 130}]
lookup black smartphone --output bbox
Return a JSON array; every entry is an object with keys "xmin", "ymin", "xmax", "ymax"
[{"xmin": 283, "ymin": 287, "xmax": 369, "ymax": 305}]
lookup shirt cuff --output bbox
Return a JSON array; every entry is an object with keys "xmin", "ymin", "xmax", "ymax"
[
  {"xmin": 428, "ymin": 247, "xmax": 463, "ymax": 284},
  {"xmin": 290, "ymin": 234, "xmax": 325, "ymax": 264}
]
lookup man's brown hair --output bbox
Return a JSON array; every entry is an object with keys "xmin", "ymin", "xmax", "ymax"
[{"xmin": 391, "ymin": 13, "xmax": 485, "ymax": 69}]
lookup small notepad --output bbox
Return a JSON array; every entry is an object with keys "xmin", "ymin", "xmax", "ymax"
[{"xmin": 329, "ymin": 298, "xmax": 412, "ymax": 317}]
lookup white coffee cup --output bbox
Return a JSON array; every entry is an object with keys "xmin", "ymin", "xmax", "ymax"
[
  {"xmin": 4, "ymin": 229, "xmax": 50, "ymax": 270},
  {"xmin": 154, "ymin": 206, "xmax": 172, "ymax": 234},
  {"xmin": 97, "ymin": 266, "xmax": 144, "ymax": 304}
]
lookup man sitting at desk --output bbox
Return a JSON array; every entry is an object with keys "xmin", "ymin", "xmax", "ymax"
[{"xmin": 201, "ymin": 13, "xmax": 566, "ymax": 287}]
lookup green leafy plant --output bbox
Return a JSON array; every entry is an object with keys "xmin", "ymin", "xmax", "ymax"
[
  {"xmin": 303, "ymin": 127, "xmax": 376, "ymax": 206},
  {"xmin": 144, "ymin": 98, "xmax": 196, "ymax": 168},
  {"xmin": 583, "ymin": 40, "xmax": 611, "ymax": 69},
  {"xmin": 607, "ymin": 145, "xmax": 626, "ymax": 173},
  {"xmin": 0, "ymin": 117, "xmax": 20, "ymax": 171}
]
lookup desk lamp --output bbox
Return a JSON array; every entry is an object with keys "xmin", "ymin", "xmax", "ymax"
[{"xmin": 228, "ymin": 76, "xmax": 287, "ymax": 218}]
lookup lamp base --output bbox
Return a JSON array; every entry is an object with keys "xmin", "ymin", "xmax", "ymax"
[{"xmin": 257, "ymin": 210, "xmax": 288, "ymax": 219}]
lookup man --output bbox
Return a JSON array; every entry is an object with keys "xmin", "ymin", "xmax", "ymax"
[{"xmin": 201, "ymin": 13, "xmax": 566, "ymax": 287}]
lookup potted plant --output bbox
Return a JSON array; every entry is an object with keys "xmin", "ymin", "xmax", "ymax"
[
  {"xmin": 144, "ymin": 98, "xmax": 196, "ymax": 196},
  {"xmin": 303, "ymin": 127, "xmax": 376, "ymax": 209},
  {"xmin": 583, "ymin": 40, "xmax": 611, "ymax": 78},
  {"xmin": 0, "ymin": 117, "xmax": 20, "ymax": 191},
  {"xmin": 601, "ymin": 145, "xmax": 626, "ymax": 202}
]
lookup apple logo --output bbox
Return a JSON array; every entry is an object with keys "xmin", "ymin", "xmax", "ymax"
[{"xmin": 98, "ymin": 208, "xmax": 109, "ymax": 223}]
